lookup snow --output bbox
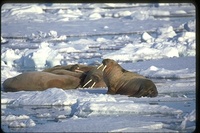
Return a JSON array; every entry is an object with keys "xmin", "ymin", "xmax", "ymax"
[
  {"xmin": 1, "ymin": 3, "xmax": 196, "ymax": 132},
  {"xmin": 89, "ymin": 13, "xmax": 102, "ymax": 20},
  {"xmin": 141, "ymin": 32, "xmax": 154, "ymax": 43},
  {"xmin": 1, "ymin": 114, "xmax": 36, "ymax": 128}
]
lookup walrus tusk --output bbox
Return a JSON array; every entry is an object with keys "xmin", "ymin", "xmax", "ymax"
[
  {"xmin": 75, "ymin": 69, "xmax": 85, "ymax": 73},
  {"xmin": 102, "ymin": 65, "xmax": 107, "ymax": 72},
  {"xmin": 83, "ymin": 79, "xmax": 92, "ymax": 88},
  {"xmin": 90, "ymin": 82, "xmax": 96, "ymax": 88},
  {"xmin": 97, "ymin": 64, "xmax": 103, "ymax": 69}
]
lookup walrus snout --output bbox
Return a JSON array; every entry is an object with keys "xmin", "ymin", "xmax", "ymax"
[
  {"xmin": 70, "ymin": 64, "xmax": 84, "ymax": 74},
  {"xmin": 97, "ymin": 64, "xmax": 103, "ymax": 69},
  {"xmin": 101, "ymin": 59, "xmax": 119, "ymax": 72},
  {"xmin": 82, "ymin": 74, "xmax": 100, "ymax": 88},
  {"xmin": 97, "ymin": 59, "xmax": 111, "ymax": 70},
  {"xmin": 97, "ymin": 63, "xmax": 107, "ymax": 72},
  {"xmin": 82, "ymin": 79, "xmax": 96, "ymax": 88}
]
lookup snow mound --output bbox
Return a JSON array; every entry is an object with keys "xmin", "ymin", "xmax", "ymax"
[
  {"xmin": 2, "ymin": 115, "xmax": 29, "ymax": 122},
  {"xmin": 8, "ymin": 119, "xmax": 36, "ymax": 128},
  {"xmin": 11, "ymin": 88, "xmax": 77, "ymax": 106},
  {"xmin": 102, "ymin": 43, "xmax": 179, "ymax": 62},
  {"xmin": 103, "ymin": 24, "xmax": 195, "ymax": 62},
  {"xmin": 89, "ymin": 13, "xmax": 102, "ymax": 20},
  {"xmin": 141, "ymin": 32, "xmax": 154, "ymax": 43},
  {"xmin": 10, "ymin": 5, "xmax": 44, "ymax": 15},
  {"xmin": 75, "ymin": 101, "xmax": 182, "ymax": 117},
  {"xmin": 140, "ymin": 66, "xmax": 195, "ymax": 79},
  {"xmin": 1, "ymin": 87, "xmax": 185, "ymax": 119},
  {"xmin": 1, "ymin": 114, "xmax": 36, "ymax": 128},
  {"xmin": 3, "ymin": 88, "xmax": 114, "ymax": 106}
]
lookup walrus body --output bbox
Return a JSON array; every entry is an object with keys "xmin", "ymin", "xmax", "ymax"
[
  {"xmin": 43, "ymin": 64, "xmax": 95, "ymax": 74},
  {"xmin": 3, "ymin": 64, "xmax": 107, "ymax": 92},
  {"xmin": 3, "ymin": 72, "xmax": 81, "ymax": 92},
  {"xmin": 42, "ymin": 65, "xmax": 73, "ymax": 72},
  {"xmin": 47, "ymin": 69, "xmax": 83, "ymax": 78},
  {"xmin": 100, "ymin": 59, "xmax": 158, "ymax": 97},
  {"xmin": 44, "ymin": 64, "xmax": 105, "ymax": 88}
]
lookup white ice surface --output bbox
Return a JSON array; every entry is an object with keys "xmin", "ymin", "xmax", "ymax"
[{"xmin": 1, "ymin": 3, "xmax": 196, "ymax": 132}]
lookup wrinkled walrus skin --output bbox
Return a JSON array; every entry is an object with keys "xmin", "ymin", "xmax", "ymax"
[
  {"xmin": 99, "ymin": 59, "xmax": 158, "ymax": 97},
  {"xmin": 3, "ymin": 72, "xmax": 82, "ymax": 92}
]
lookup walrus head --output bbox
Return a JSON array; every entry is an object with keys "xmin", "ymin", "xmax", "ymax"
[
  {"xmin": 70, "ymin": 64, "xmax": 85, "ymax": 73},
  {"xmin": 98, "ymin": 59, "xmax": 125, "ymax": 90},
  {"xmin": 83, "ymin": 74, "xmax": 101, "ymax": 88},
  {"xmin": 97, "ymin": 59, "xmax": 125, "ymax": 73},
  {"xmin": 102, "ymin": 59, "xmax": 117, "ymax": 69},
  {"xmin": 97, "ymin": 59, "xmax": 114, "ymax": 71}
]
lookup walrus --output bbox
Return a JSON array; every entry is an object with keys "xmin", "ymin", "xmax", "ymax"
[
  {"xmin": 82, "ymin": 67, "xmax": 106, "ymax": 88},
  {"xmin": 42, "ymin": 64, "xmax": 84, "ymax": 73},
  {"xmin": 43, "ymin": 64, "xmax": 96, "ymax": 74},
  {"xmin": 98, "ymin": 59, "xmax": 158, "ymax": 97},
  {"xmin": 68, "ymin": 64, "xmax": 96, "ymax": 74},
  {"xmin": 43, "ymin": 64, "xmax": 106, "ymax": 88},
  {"xmin": 46, "ymin": 69, "xmax": 83, "ymax": 78},
  {"xmin": 3, "ymin": 71, "xmax": 82, "ymax": 92}
]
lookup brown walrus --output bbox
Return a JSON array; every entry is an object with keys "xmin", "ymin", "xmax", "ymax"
[
  {"xmin": 3, "ymin": 71, "xmax": 82, "ymax": 92},
  {"xmin": 42, "ymin": 64, "xmax": 85, "ymax": 73},
  {"xmin": 48, "ymin": 65, "xmax": 106, "ymax": 88},
  {"xmin": 45, "ymin": 69, "xmax": 83, "ymax": 78},
  {"xmin": 82, "ymin": 67, "xmax": 106, "ymax": 88},
  {"xmin": 44, "ymin": 64, "xmax": 106, "ymax": 88},
  {"xmin": 98, "ymin": 59, "xmax": 158, "ymax": 97},
  {"xmin": 43, "ymin": 64, "xmax": 96, "ymax": 73},
  {"xmin": 67, "ymin": 64, "xmax": 96, "ymax": 74},
  {"xmin": 65, "ymin": 64, "xmax": 106, "ymax": 88}
]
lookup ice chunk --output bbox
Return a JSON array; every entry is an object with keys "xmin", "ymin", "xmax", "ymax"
[
  {"xmin": 8, "ymin": 119, "xmax": 36, "ymax": 128},
  {"xmin": 163, "ymin": 47, "xmax": 179, "ymax": 58},
  {"xmin": 141, "ymin": 32, "xmax": 154, "ymax": 43},
  {"xmin": 89, "ymin": 13, "xmax": 102, "ymax": 20}
]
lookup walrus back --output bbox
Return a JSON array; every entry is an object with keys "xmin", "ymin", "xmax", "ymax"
[
  {"xmin": 136, "ymin": 79, "xmax": 158, "ymax": 97},
  {"xmin": 3, "ymin": 78, "xmax": 17, "ymax": 92},
  {"xmin": 116, "ymin": 78, "xmax": 158, "ymax": 97},
  {"xmin": 3, "ymin": 71, "xmax": 85, "ymax": 92}
]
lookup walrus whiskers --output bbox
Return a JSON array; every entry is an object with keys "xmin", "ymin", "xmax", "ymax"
[
  {"xmin": 102, "ymin": 65, "xmax": 107, "ymax": 72},
  {"xmin": 83, "ymin": 79, "xmax": 92, "ymax": 88},
  {"xmin": 90, "ymin": 82, "xmax": 96, "ymax": 88},
  {"xmin": 97, "ymin": 64, "xmax": 103, "ymax": 69}
]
